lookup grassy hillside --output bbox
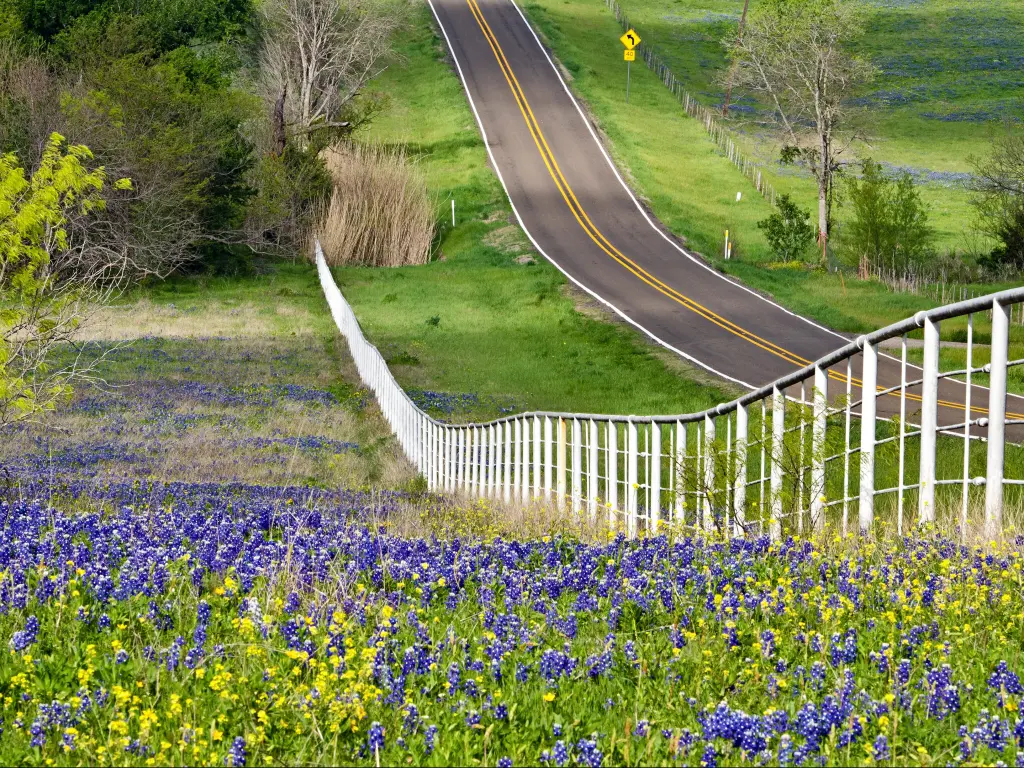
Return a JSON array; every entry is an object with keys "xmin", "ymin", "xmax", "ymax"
[
  {"xmin": 337, "ymin": 7, "xmax": 737, "ymax": 421},
  {"xmin": 610, "ymin": 0, "xmax": 1023, "ymax": 172}
]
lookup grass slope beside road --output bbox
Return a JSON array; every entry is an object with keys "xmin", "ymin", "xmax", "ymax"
[
  {"xmin": 338, "ymin": 7, "xmax": 736, "ymax": 422},
  {"xmin": 519, "ymin": 0, "xmax": 1023, "ymax": 342}
]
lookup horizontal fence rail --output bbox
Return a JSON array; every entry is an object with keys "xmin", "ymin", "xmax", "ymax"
[{"xmin": 317, "ymin": 243, "xmax": 1024, "ymax": 541}]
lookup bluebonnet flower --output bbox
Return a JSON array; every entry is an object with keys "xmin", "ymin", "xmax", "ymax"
[
  {"xmin": 368, "ymin": 722, "xmax": 385, "ymax": 753},
  {"xmin": 989, "ymin": 661, "xmax": 1024, "ymax": 703},
  {"xmin": 927, "ymin": 665, "xmax": 962, "ymax": 720},
  {"xmin": 228, "ymin": 737, "xmax": 246, "ymax": 767},
  {"xmin": 576, "ymin": 736, "xmax": 604, "ymax": 767},
  {"xmin": 10, "ymin": 615, "xmax": 39, "ymax": 652},
  {"xmin": 552, "ymin": 740, "xmax": 569, "ymax": 767}
]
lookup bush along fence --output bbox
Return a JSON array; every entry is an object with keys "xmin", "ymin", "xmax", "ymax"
[
  {"xmin": 602, "ymin": 0, "xmax": 778, "ymax": 206},
  {"xmin": 318, "ymin": 242, "xmax": 1024, "ymax": 541}
]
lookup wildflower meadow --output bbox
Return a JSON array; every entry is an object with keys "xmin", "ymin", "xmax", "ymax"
[
  {"xmin": 2, "ymin": 285, "xmax": 1024, "ymax": 768},
  {"xmin": 0, "ymin": 298, "xmax": 1023, "ymax": 768}
]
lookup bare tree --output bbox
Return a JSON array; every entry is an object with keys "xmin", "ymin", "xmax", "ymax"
[
  {"xmin": 725, "ymin": 0, "xmax": 873, "ymax": 260},
  {"xmin": 259, "ymin": 0, "xmax": 402, "ymax": 150}
]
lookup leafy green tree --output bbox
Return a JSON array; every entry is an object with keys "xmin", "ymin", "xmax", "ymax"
[
  {"xmin": 14, "ymin": 0, "xmax": 252, "ymax": 51},
  {"xmin": 0, "ymin": 133, "xmax": 127, "ymax": 425},
  {"xmin": 757, "ymin": 194, "xmax": 815, "ymax": 262},
  {"xmin": 842, "ymin": 158, "xmax": 934, "ymax": 277}
]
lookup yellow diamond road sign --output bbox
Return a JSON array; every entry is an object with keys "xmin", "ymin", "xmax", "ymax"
[{"xmin": 620, "ymin": 29, "xmax": 640, "ymax": 50}]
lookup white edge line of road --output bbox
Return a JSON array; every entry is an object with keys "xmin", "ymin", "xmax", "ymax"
[{"xmin": 425, "ymin": 0, "xmax": 758, "ymax": 391}]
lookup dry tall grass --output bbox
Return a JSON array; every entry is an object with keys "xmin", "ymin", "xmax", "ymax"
[{"xmin": 314, "ymin": 143, "xmax": 434, "ymax": 267}]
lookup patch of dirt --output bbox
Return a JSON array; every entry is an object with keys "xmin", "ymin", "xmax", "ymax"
[
  {"xmin": 484, "ymin": 225, "xmax": 530, "ymax": 255},
  {"xmin": 80, "ymin": 299, "xmax": 319, "ymax": 341}
]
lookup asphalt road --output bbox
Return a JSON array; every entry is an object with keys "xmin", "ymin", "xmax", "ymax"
[{"xmin": 427, "ymin": 0, "xmax": 1024, "ymax": 430}]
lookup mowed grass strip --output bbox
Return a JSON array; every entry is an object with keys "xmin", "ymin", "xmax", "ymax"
[{"xmin": 338, "ymin": 8, "xmax": 737, "ymax": 422}]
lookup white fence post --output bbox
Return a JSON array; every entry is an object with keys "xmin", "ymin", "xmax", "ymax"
[
  {"xmin": 533, "ymin": 416, "xmax": 542, "ymax": 500},
  {"xmin": 985, "ymin": 299, "xmax": 1009, "ymax": 539},
  {"xmin": 503, "ymin": 421, "xmax": 512, "ymax": 504},
  {"xmin": 859, "ymin": 340, "xmax": 878, "ymax": 534},
  {"xmin": 627, "ymin": 419, "xmax": 638, "ymax": 536},
  {"xmin": 919, "ymin": 317, "xmax": 940, "ymax": 524},
  {"xmin": 734, "ymin": 406, "xmax": 747, "ymax": 536},
  {"xmin": 557, "ymin": 418, "xmax": 567, "ymax": 509},
  {"xmin": 770, "ymin": 388, "xmax": 784, "ymax": 541},
  {"xmin": 544, "ymin": 416, "xmax": 554, "ymax": 501},
  {"xmin": 703, "ymin": 414, "xmax": 716, "ymax": 534},
  {"xmin": 571, "ymin": 418, "xmax": 583, "ymax": 513},
  {"xmin": 811, "ymin": 366, "xmax": 827, "ymax": 534},
  {"xmin": 519, "ymin": 417, "xmax": 529, "ymax": 503},
  {"xmin": 650, "ymin": 422, "xmax": 662, "ymax": 531},
  {"xmin": 470, "ymin": 427, "xmax": 478, "ymax": 494},
  {"xmin": 607, "ymin": 421, "xmax": 618, "ymax": 526},
  {"xmin": 514, "ymin": 418, "xmax": 522, "ymax": 503},
  {"xmin": 588, "ymin": 419, "xmax": 599, "ymax": 519}
]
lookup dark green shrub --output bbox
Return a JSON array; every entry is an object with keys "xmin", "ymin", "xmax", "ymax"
[{"xmin": 756, "ymin": 194, "xmax": 815, "ymax": 262}]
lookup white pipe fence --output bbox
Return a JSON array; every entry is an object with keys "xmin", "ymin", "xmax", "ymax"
[{"xmin": 317, "ymin": 243, "xmax": 1024, "ymax": 541}]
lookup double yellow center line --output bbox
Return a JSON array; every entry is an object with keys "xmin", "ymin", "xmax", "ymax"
[
  {"xmin": 466, "ymin": 0, "xmax": 805, "ymax": 368},
  {"xmin": 466, "ymin": 0, "xmax": 1015, "ymax": 420}
]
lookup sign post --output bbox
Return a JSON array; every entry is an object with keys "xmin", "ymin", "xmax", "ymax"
[{"xmin": 619, "ymin": 29, "xmax": 640, "ymax": 103}]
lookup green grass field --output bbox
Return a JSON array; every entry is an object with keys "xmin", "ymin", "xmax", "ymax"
[{"xmin": 340, "ymin": 9, "xmax": 737, "ymax": 421}]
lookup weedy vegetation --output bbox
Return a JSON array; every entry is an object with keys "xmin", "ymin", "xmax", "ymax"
[{"xmin": 315, "ymin": 144, "xmax": 435, "ymax": 268}]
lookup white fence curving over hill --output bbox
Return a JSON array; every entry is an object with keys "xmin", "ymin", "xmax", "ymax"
[{"xmin": 317, "ymin": 243, "xmax": 1024, "ymax": 541}]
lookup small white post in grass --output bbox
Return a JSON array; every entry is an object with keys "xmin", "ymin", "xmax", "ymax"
[
  {"xmin": 451, "ymin": 198, "xmax": 455, "ymax": 227},
  {"xmin": 736, "ymin": 191, "xmax": 742, "ymax": 202},
  {"xmin": 724, "ymin": 230, "xmax": 729, "ymax": 259}
]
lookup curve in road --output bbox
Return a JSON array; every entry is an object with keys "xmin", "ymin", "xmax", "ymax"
[{"xmin": 427, "ymin": 0, "xmax": 1024, "ymax": 427}]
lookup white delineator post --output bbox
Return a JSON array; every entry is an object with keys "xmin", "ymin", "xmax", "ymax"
[
  {"xmin": 919, "ymin": 316, "xmax": 940, "ymax": 524},
  {"xmin": 985, "ymin": 299, "xmax": 1009, "ymax": 540}
]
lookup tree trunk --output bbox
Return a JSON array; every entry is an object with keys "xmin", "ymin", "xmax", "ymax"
[
  {"xmin": 817, "ymin": 181, "xmax": 829, "ymax": 264},
  {"xmin": 272, "ymin": 86, "xmax": 287, "ymax": 157},
  {"xmin": 817, "ymin": 130, "xmax": 832, "ymax": 265},
  {"xmin": 722, "ymin": 0, "xmax": 752, "ymax": 117}
]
